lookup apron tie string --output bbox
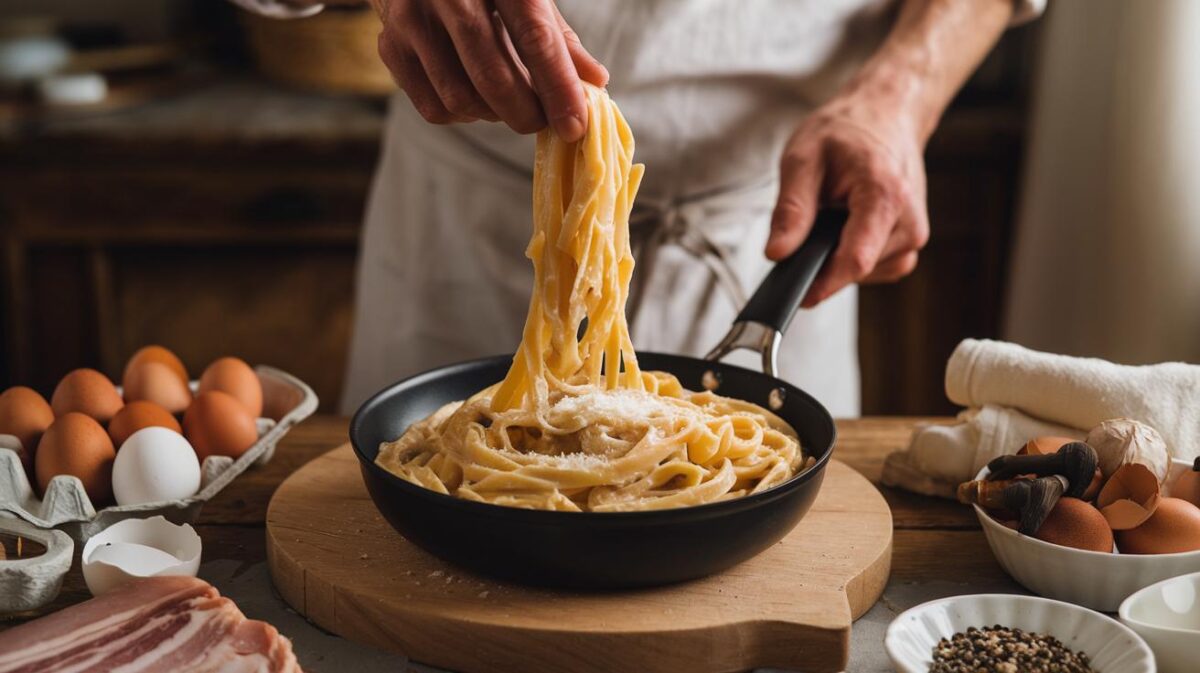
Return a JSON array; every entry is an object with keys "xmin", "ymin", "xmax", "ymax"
[{"xmin": 626, "ymin": 177, "xmax": 776, "ymax": 329}]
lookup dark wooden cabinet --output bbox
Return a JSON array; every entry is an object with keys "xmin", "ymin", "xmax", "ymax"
[
  {"xmin": 860, "ymin": 109, "xmax": 1025, "ymax": 415},
  {"xmin": 0, "ymin": 82, "xmax": 379, "ymax": 409},
  {"xmin": 0, "ymin": 22, "xmax": 1034, "ymax": 414}
]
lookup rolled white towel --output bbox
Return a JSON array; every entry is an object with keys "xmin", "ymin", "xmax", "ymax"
[
  {"xmin": 883, "ymin": 339, "xmax": 1200, "ymax": 498},
  {"xmin": 946, "ymin": 339, "xmax": 1200, "ymax": 457}
]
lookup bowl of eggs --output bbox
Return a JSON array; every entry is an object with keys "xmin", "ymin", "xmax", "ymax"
[
  {"xmin": 961, "ymin": 420, "xmax": 1200, "ymax": 612},
  {"xmin": 0, "ymin": 346, "xmax": 317, "ymax": 543}
]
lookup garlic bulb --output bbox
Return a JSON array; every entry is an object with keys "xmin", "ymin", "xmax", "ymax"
[{"xmin": 1086, "ymin": 419, "xmax": 1170, "ymax": 484}]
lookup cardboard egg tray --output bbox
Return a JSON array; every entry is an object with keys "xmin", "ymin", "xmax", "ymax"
[{"xmin": 0, "ymin": 365, "xmax": 318, "ymax": 544}]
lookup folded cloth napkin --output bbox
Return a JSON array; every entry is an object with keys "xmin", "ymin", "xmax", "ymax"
[{"xmin": 883, "ymin": 339, "xmax": 1200, "ymax": 498}]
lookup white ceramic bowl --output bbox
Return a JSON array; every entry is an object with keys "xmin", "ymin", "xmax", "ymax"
[
  {"xmin": 1119, "ymin": 572, "xmax": 1200, "ymax": 673},
  {"xmin": 886, "ymin": 594, "xmax": 1155, "ymax": 673},
  {"xmin": 973, "ymin": 459, "xmax": 1200, "ymax": 611}
]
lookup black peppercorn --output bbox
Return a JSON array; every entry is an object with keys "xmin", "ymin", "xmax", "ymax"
[{"xmin": 929, "ymin": 625, "xmax": 1095, "ymax": 673}]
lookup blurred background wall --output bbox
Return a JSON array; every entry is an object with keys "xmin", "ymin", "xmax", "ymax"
[
  {"xmin": 1006, "ymin": 0, "xmax": 1200, "ymax": 366},
  {"xmin": 2, "ymin": 1, "xmax": 1040, "ymax": 415}
]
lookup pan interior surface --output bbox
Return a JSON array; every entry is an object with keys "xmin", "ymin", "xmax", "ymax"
[
  {"xmin": 349, "ymin": 353, "xmax": 837, "ymax": 587},
  {"xmin": 351, "ymin": 352, "xmax": 835, "ymax": 499}
]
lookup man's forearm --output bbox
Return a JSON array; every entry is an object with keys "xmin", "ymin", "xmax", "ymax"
[{"xmin": 841, "ymin": 0, "xmax": 1014, "ymax": 144}]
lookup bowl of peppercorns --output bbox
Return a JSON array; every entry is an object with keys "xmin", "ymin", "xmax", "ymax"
[{"xmin": 885, "ymin": 593, "xmax": 1154, "ymax": 673}]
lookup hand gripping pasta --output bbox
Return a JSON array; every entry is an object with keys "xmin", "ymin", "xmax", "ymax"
[{"xmin": 377, "ymin": 86, "xmax": 808, "ymax": 512}]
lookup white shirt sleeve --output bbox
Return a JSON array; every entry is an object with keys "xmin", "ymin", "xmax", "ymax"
[
  {"xmin": 228, "ymin": 0, "xmax": 324, "ymax": 19},
  {"xmin": 1012, "ymin": 0, "xmax": 1047, "ymax": 25}
]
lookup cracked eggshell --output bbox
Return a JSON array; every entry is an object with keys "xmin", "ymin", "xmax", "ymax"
[
  {"xmin": 1088, "ymin": 419, "xmax": 1170, "ymax": 483},
  {"xmin": 1097, "ymin": 463, "xmax": 1162, "ymax": 531},
  {"xmin": 81, "ymin": 516, "xmax": 201, "ymax": 596}
]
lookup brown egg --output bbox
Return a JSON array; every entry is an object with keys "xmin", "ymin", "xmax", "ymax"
[
  {"xmin": 124, "ymin": 345, "xmax": 189, "ymax": 386},
  {"xmin": 0, "ymin": 386, "xmax": 54, "ymax": 472},
  {"xmin": 108, "ymin": 401, "xmax": 183, "ymax": 448},
  {"xmin": 1033, "ymin": 497, "xmax": 1113, "ymax": 552},
  {"xmin": 183, "ymin": 391, "xmax": 258, "ymax": 462},
  {"xmin": 35, "ymin": 412, "xmax": 115, "ymax": 504},
  {"xmin": 198, "ymin": 357, "xmax": 262, "ymax": 418},
  {"xmin": 51, "ymin": 369, "xmax": 124, "ymax": 422},
  {"xmin": 123, "ymin": 361, "xmax": 192, "ymax": 414},
  {"xmin": 1116, "ymin": 497, "xmax": 1200, "ymax": 554},
  {"xmin": 1171, "ymin": 466, "xmax": 1200, "ymax": 508}
]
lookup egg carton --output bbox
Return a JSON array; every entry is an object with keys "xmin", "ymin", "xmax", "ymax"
[{"xmin": 0, "ymin": 365, "xmax": 318, "ymax": 544}]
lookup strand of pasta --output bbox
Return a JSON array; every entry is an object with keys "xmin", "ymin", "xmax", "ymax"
[{"xmin": 491, "ymin": 87, "xmax": 643, "ymax": 413}]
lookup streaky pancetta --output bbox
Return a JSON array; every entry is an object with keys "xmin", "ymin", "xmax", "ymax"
[{"xmin": 0, "ymin": 575, "xmax": 303, "ymax": 673}]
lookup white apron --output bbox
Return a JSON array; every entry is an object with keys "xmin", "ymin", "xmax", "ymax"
[{"xmin": 340, "ymin": 0, "xmax": 908, "ymax": 416}]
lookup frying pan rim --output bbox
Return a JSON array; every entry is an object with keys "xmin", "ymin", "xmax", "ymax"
[{"xmin": 349, "ymin": 351, "xmax": 836, "ymax": 522}]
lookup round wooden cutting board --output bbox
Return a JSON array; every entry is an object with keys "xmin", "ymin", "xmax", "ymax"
[{"xmin": 266, "ymin": 445, "xmax": 892, "ymax": 673}]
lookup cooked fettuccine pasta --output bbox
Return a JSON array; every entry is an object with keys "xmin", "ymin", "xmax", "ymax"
[{"xmin": 377, "ymin": 85, "xmax": 807, "ymax": 512}]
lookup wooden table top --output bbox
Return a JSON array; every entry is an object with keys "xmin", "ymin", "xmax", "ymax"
[{"xmin": 1, "ymin": 414, "xmax": 1018, "ymax": 627}]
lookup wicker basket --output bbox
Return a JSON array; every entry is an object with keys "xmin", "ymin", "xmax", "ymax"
[{"xmin": 240, "ymin": 7, "xmax": 395, "ymax": 96}]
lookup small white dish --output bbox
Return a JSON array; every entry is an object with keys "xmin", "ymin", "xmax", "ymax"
[
  {"xmin": 0, "ymin": 35, "xmax": 70, "ymax": 84},
  {"xmin": 886, "ymin": 594, "xmax": 1154, "ymax": 673},
  {"xmin": 1120, "ymin": 572, "xmax": 1200, "ymax": 673},
  {"xmin": 37, "ymin": 72, "xmax": 107, "ymax": 105},
  {"xmin": 81, "ymin": 516, "xmax": 201, "ymax": 596},
  {"xmin": 973, "ymin": 459, "xmax": 1200, "ymax": 611}
]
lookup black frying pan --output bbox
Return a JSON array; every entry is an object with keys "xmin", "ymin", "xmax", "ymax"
[{"xmin": 350, "ymin": 209, "xmax": 848, "ymax": 589}]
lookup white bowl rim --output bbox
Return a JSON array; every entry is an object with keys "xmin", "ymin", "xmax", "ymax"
[
  {"xmin": 972, "ymin": 460, "xmax": 1200, "ymax": 561},
  {"xmin": 885, "ymin": 592, "xmax": 1153, "ymax": 672},
  {"xmin": 1118, "ymin": 570, "xmax": 1200, "ymax": 636}
]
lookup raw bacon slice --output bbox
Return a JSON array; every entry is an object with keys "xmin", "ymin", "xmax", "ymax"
[{"xmin": 0, "ymin": 576, "xmax": 303, "ymax": 673}]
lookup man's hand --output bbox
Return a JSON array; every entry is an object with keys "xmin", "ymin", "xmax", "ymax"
[
  {"xmin": 766, "ymin": 96, "xmax": 929, "ymax": 308},
  {"xmin": 376, "ymin": 0, "xmax": 608, "ymax": 142},
  {"xmin": 765, "ymin": 0, "xmax": 1016, "ymax": 306}
]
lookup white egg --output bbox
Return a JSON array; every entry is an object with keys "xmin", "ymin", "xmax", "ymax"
[{"xmin": 112, "ymin": 426, "xmax": 201, "ymax": 506}]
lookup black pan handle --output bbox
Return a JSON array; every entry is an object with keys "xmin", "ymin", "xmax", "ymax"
[{"xmin": 736, "ymin": 208, "xmax": 847, "ymax": 333}]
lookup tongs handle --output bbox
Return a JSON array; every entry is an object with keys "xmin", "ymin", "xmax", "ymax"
[{"xmin": 736, "ymin": 208, "xmax": 847, "ymax": 333}]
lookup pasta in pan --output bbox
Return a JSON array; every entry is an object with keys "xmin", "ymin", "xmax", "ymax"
[{"xmin": 377, "ymin": 85, "xmax": 808, "ymax": 512}]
